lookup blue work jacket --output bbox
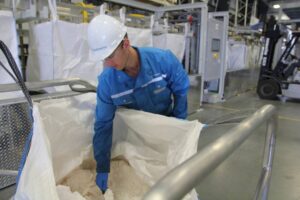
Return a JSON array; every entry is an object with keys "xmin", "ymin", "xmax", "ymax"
[{"xmin": 94, "ymin": 47, "xmax": 189, "ymax": 173}]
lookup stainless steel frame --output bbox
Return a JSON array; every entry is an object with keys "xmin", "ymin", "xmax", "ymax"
[
  {"xmin": 158, "ymin": 3, "xmax": 208, "ymax": 77},
  {"xmin": 210, "ymin": 11, "xmax": 229, "ymax": 103},
  {"xmin": 201, "ymin": 11, "xmax": 229, "ymax": 104},
  {"xmin": 0, "ymin": 170, "xmax": 18, "ymax": 176},
  {"xmin": 143, "ymin": 104, "xmax": 277, "ymax": 200},
  {"xmin": 0, "ymin": 79, "xmax": 96, "ymax": 189},
  {"xmin": 0, "ymin": 78, "xmax": 96, "ymax": 106}
]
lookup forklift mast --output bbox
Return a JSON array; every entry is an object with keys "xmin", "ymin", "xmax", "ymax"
[
  {"xmin": 273, "ymin": 32, "xmax": 300, "ymax": 78},
  {"xmin": 260, "ymin": 16, "xmax": 282, "ymax": 75}
]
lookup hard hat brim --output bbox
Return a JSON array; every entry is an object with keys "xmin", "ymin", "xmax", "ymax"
[
  {"xmin": 89, "ymin": 47, "xmax": 111, "ymax": 61},
  {"xmin": 89, "ymin": 26, "xmax": 127, "ymax": 61}
]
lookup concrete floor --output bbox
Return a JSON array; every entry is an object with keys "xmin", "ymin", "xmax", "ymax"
[
  {"xmin": 187, "ymin": 89, "xmax": 300, "ymax": 200},
  {"xmin": 1, "ymin": 77, "xmax": 300, "ymax": 200}
]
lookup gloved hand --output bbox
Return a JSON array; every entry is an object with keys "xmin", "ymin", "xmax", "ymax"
[{"xmin": 96, "ymin": 172, "xmax": 108, "ymax": 194}]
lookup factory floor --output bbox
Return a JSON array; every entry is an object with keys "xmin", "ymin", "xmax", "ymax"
[
  {"xmin": 187, "ymin": 88, "xmax": 300, "ymax": 200},
  {"xmin": 1, "ymin": 83, "xmax": 300, "ymax": 200}
]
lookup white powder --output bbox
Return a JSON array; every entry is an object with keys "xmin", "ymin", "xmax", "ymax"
[
  {"xmin": 109, "ymin": 159, "xmax": 150, "ymax": 200},
  {"xmin": 58, "ymin": 158, "xmax": 149, "ymax": 200},
  {"xmin": 103, "ymin": 189, "xmax": 114, "ymax": 200}
]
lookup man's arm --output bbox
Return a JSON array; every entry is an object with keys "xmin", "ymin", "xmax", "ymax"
[
  {"xmin": 163, "ymin": 50, "xmax": 189, "ymax": 119},
  {"xmin": 93, "ymin": 95, "xmax": 116, "ymax": 173},
  {"xmin": 94, "ymin": 77, "xmax": 116, "ymax": 192}
]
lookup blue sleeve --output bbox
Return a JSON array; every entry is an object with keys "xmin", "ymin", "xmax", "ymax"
[
  {"xmin": 163, "ymin": 50, "xmax": 189, "ymax": 119},
  {"xmin": 94, "ymin": 76, "xmax": 116, "ymax": 173}
]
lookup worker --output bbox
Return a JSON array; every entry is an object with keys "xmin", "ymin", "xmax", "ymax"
[{"xmin": 87, "ymin": 14, "xmax": 190, "ymax": 193}]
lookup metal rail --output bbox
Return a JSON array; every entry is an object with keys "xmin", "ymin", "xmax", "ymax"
[
  {"xmin": 0, "ymin": 78, "xmax": 96, "ymax": 106},
  {"xmin": 143, "ymin": 104, "xmax": 277, "ymax": 200},
  {"xmin": 0, "ymin": 78, "xmax": 96, "ymax": 93},
  {"xmin": 0, "ymin": 170, "xmax": 18, "ymax": 176}
]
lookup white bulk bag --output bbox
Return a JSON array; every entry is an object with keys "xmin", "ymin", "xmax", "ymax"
[
  {"xmin": 26, "ymin": 22, "xmax": 154, "ymax": 83},
  {"xmin": 26, "ymin": 0, "xmax": 102, "ymax": 83},
  {"xmin": 15, "ymin": 93, "xmax": 203, "ymax": 200},
  {"xmin": 227, "ymin": 41, "xmax": 248, "ymax": 71},
  {"xmin": 153, "ymin": 33, "xmax": 186, "ymax": 62},
  {"xmin": 127, "ymin": 27, "xmax": 153, "ymax": 47},
  {"xmin": 246, "ymin": 43, "xmax": 260, "ymax": 69},
  {"xmin": 0, "ymin": 10, "xmax": 24, "ymax": 99},
  {"xmin": 26, "ymin": 20, "xmax": 103, "ymax": 83},
  {"xmin": 0, "ymin": 10, "xmax": 21, "ymax": 84}
]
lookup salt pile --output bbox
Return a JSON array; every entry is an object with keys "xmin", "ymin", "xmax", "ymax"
[{"xmin": 58, "ymin": 158, "xmax": 149, "ymax": 200}]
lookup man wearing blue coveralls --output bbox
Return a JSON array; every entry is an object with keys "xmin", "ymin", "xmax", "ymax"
[{"xmin": 87, "ymin": 14, "xmax": 189, "ymax": 193}]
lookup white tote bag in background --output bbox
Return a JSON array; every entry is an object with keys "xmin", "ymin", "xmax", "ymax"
[
  {"xmin": 0, "ymin": 10, "xmax": 21, "ymax": 84},
  {"xmin": 0, "ymin": 10, "xmax": 24, "ymax": 99},
  {"xmin": 153, "ymin": 32, "xmax": 186, "ymax": 62},
  {"xmin": 127, "ymin": 26, "xmax": 153, "ymax": 47},
  {"xmin": 26, "ymin": 0, "xmax": 103, "ymax": 83}
]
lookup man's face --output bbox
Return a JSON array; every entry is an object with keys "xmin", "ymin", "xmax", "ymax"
[{"xmin": 103, "ymin": 41, "xmax": 127, "ymax": 70}]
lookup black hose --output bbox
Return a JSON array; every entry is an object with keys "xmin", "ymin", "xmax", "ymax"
[
  {"xmin": 0, "ymin": 40, "xmax": 32, "ymax": 107},
  {"xmin": 0, "ymin": 40, "xmax": 34, "ymax": 185},
  {"xmin": 0, "ymin": 60, "xmax": 18, "ymax": 82}
]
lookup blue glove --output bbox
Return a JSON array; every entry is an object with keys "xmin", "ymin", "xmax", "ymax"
[{"xmin": 96, "ymin": 172, "xmax": 108, "ymax": 194}]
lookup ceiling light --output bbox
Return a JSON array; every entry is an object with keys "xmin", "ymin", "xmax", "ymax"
[{"xmin": 273, "ymin": 4, "xmax": 280, "ymax": 9}]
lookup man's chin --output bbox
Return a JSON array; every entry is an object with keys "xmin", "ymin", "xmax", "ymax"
[{"xmin": 115, "ymin": 66, "xmax": 125, "ymax": 71}]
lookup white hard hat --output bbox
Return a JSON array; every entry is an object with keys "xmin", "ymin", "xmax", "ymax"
[{"xmin": 87, "ymin": 14, "xmax": 127, "ymax": 60}]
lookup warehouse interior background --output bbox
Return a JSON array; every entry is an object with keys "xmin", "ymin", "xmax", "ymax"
[{"xmin": 0, "ymin": 0, "xmax": 300, "ymax": 200}]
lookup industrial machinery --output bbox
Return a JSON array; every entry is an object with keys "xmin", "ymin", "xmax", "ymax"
[
  {"xmin": 257, "ymin": 17, "xmax": 300, "ymax": 100},
  {"xmin": 202, "ymin": 12, "xmax": 228, "ymax": 103}
]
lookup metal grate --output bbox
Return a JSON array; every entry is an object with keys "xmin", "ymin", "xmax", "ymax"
[{"xmin": 0, "ymin": 102, "xmax": 31, "ymax": 189}]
